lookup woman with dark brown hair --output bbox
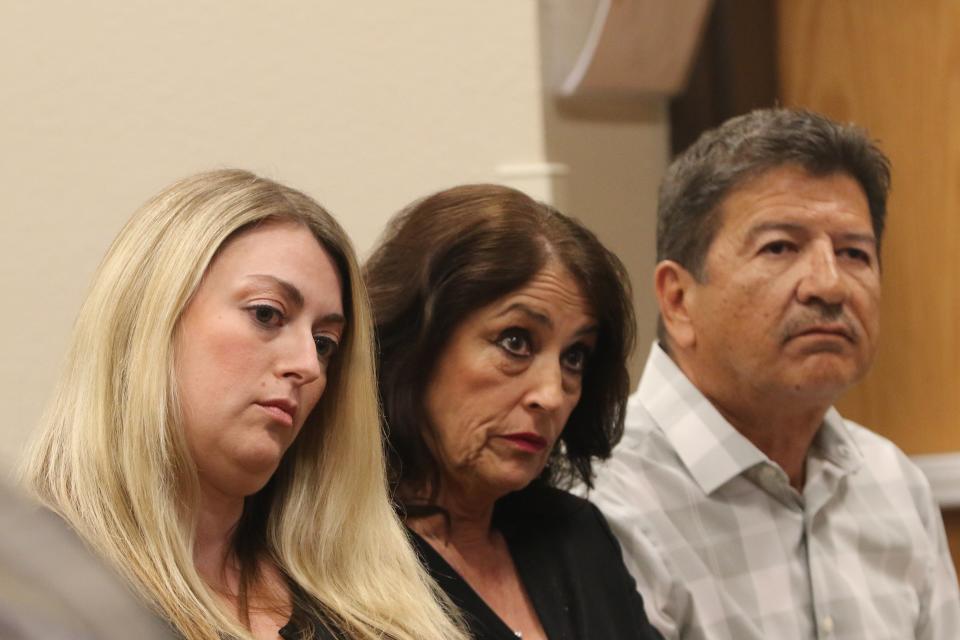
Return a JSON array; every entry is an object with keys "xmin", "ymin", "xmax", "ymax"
[{"xmin": 365, "ymin": 184, "xmax": 662, "ymax": 640}]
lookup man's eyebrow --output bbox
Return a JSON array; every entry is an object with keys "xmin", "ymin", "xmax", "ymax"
[
  {"xmin": 745, "ymin": 222, "xmax": 807, "ymax": 242},
  {"xmin": 836, "ymin": 232, "xmax": 878, "ymax": 247},
  {"xmin": 495, "ymin": 302, "xmax": 598, "ymax": 337}
]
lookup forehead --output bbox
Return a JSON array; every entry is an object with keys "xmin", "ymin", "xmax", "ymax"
[
  {"xmin": 715, "ymin": 165, "xmax": 873, "ymax": 239},
  {"xmin": 205, "ymin": 220, "xmax": 343, "ymax": 305},
  {"xmin": 492, "ymin": 262, "xmax": 595, "ymax": 321},
  {"xmin": 214, "ymin": 220, "xmax": 315, "ymax": 266}
]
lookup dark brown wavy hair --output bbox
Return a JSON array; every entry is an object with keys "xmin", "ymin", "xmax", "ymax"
[{"xmin": 364, "ymin": 184, "xmax": 635, "ymax": 507}]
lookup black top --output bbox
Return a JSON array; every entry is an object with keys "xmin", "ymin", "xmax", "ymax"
[
  {"xmin": 278, "ymin": 616, "xmax": 340, "ymax": 640},
  {"xmin": 410, "ymin": 485, "xmax": 663, "ymax": 640},
  {"xmin": 278, "ymin": 600, "xmax": 344, "ymax": 640}
]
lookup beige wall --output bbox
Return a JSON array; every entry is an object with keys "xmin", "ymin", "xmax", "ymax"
[{"xmin": 0, "ymin": 2, "xmax": 668, "ymax": 465}]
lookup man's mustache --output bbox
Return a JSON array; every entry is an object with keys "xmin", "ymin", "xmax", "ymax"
[{"xmin": 781, "ymin": 304, "xmax": 858, "ymax": 344}]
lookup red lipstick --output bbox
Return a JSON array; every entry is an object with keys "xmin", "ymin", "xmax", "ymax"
[{"xmin": 500, "ymin": 432, "xmax": 548, "ymax": 453}]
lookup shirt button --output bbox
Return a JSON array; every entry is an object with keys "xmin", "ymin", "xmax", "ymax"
[{"xmin": 821, "ymin": 615, "xmax": 834, "ymax": 634}]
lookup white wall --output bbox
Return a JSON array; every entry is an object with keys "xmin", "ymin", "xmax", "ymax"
[{"xmin": 0, "ymin": 1, "xmax": 668, "ymax": 465}]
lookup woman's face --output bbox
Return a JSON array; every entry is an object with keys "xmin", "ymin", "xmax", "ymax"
[
  {"xmin": 424, "ymin": 261, "xmax": 597, "ymax": 505},
  {"xmin": 175, "ymin": 220, "xmax": 345, "ymax": 499}
]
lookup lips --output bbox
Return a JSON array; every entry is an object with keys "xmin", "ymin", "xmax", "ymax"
[
  {"xmin": 499, "ymin": 432, "xmax": 548, "ymax": 453},
  {"xmin": 256, "ymin": 398, "xmax": 298, "ymax": 427},
  {"xmin": 792, "ymin": 324, "xmax": 855, "ymax": 342}
]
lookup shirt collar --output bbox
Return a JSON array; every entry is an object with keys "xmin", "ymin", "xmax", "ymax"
[
  {"xmin": 635, "ymin": 342, "xmax": 861, "ymax": 495},
  {"xmin": 811, "ymin": 406, "xmax": 863, "ymax": 473}
]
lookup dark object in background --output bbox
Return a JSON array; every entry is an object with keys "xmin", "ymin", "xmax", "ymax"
[
  {"xmin": 670, "ymin": 0, "xmax": 779, "ymax": 155},
  {"xmin": 0, "ymin": 482, "xmax": 175, "ymax": 640}
]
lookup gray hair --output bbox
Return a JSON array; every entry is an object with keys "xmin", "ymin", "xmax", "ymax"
[{"xmin": 657, "ymin": 108, "xmax": 891, "ymax": 279}]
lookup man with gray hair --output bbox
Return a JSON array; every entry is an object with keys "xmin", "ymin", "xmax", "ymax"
[{"xmin": 591, "ymin": 108, "xmax": 960, "ymax": 639}]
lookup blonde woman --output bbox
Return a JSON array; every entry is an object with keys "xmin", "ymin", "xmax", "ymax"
[{"xmin": 22, "ymin": 170, "xmax": 465, "ymax": 640}]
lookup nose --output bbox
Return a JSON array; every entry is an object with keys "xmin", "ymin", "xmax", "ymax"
[
  {"xmin": 796, "ymin": 242, "xmax": 849, "ymax": 306},
  {"xmin": 523, "ymin": 359, "xmax": 566, "ymax": 413},
  {"xmin": 279, "ymin": 329, "xmax": 324, "ymax": 387}
]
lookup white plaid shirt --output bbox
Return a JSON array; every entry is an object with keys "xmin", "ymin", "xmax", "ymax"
[{"xmin": 591, "ymin": 343, "xmax": 960, "ymax": 640}]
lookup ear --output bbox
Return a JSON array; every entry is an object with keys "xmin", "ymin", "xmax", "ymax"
[{"xmin": 654, "ymin": 260, "xmax": 697, "ymax": 350}]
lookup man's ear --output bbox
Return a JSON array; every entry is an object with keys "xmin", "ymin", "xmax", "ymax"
[{"xmin": 654, "ymin": 260, "xmax": 697, "ymax": 350}]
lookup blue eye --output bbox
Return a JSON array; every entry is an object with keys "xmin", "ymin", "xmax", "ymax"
[
  {"xmin": 314, "ymin": 335, "xmax": 339, "ymax": 361},
  {"xmin": 496, "ymin": 328, "xmax": 532, "ymax": 357}
]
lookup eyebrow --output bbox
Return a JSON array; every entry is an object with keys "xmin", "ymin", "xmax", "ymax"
[
  {"xmin": 496, "ymin": 302, "xmax": 598, "ymax": 338},
  {"xmin": 745, "ymin": 222, "xmax": 877, "ymax": 247},
  {"xmin": 245, "ymin": 274, "xmax": 346, "ymax": 325}
]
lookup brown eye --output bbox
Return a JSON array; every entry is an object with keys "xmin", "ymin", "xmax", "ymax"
[
  {"xmin": 314, "ymin": 335, "xmax": 339, "ymax": 362},
  {"xmin": 251, "ymin": 305, "xmax": 283, "ymax": 326},
  {"xmin": 562, "ymin": 344, "xmax": 591, "ymax": 374},
  {"xmin": 839, "ymin": 247, "xmax": 872, "ymax": 265},
  {"xmin": 496, "ymin": 328, "xmax": 532, "ymax": 357},
  {"xmin": 760, "ymin": 240, "xmax": 796, "ymax": 256}
]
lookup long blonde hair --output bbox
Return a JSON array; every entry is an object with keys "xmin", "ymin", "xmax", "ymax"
[{"xmin": 22, "ymin": 170, "xmax": 465, "ymax": 640}]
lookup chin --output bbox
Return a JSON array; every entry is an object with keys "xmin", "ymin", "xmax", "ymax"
[
  {"xmin": 235, "ymin": 476, "xmax": 275, "ymax": 498},
  {"xmin": 786, "ymin": 362, "xmax": 864, "ymax": 399},
  {"xmin": 234, "ymin": 452, "xmax": 287, "ymax": 494},
  {"xmin": 488, "ymin": 464, "xmax": 545, "ymax": 498}
]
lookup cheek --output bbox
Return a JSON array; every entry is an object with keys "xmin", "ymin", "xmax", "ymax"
[
  {"xmin": 430, "ymin": 396, "xmax": 499, "ymax": 465},
  {"xmin": 832, "ymin": 272, "xmax": 881, "ymax": 345},
  {"xmin": 729, "ymin": 279, "xmax": 786, "ymax": 337},
  {"xmin": 856, "ymin": 280, "xmax": 882, "ymax": 328},
  {"xmin": 854, "ymin": 302, "xmax": 881, "ymax": 357},
  {"xmin": 553, "ymin": 385, "xmax": 583, "ymax": 436},
  {"xmin": 562, "ymin": 395, "xmax": 581, "ymax": 426},
  {"xmin": 427, "ymin": 376, "xmax": 523, "ymax": 470},
  {"xmin": 297, "ymin": 376, "xmax": 328, "ymax": 426},
  {"xmin": 176, "ymin": 318, "xmax": 263, "ymax": 433},
  {"xmin": 207, "ymin": 314, "xmax": 264, "ymax": 370}
]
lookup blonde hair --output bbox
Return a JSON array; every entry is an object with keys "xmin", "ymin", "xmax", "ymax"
[{"xmin": 22, "ymin": 170, "xmax": 465, "ymax": 640}]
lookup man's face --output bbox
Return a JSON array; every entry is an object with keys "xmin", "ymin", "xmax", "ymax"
[{"xmin": 683, "ymin": 165, "xmax": 881, "ymax": 407}]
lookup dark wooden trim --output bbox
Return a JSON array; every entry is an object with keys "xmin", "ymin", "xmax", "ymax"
[{"xmin": 669, "ymin": 0, "xmax": 779, "ymax": 156}]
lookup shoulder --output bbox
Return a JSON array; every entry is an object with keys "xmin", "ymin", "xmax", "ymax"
[
  {"xmin": 840, "ymin": 418, "xmax": 938, "ymax": 516},
  {"xmin": 843, "ymin": 418, "xmax": 913, "ymax": 459},
  {"xmin": 590, "ymin": 391, "xmax": 692, "ymax": 521},
  {"xmin": 497, "ymin": 485, "xmax": 619, "ymax": 547},
  {"xmin": 500, "ymin": 487, "xmax": 664, "ymax": 639},
  {"xmin": 611, "ymin": 389, "xmax": 681, "ymax": 469},
  {"xmin": 499, "ymin": 484, "xmax": 599, "ymax": 524},
  {"xmin": 843, "ymin": 420, "xmax": 930, "ymax": 485}
]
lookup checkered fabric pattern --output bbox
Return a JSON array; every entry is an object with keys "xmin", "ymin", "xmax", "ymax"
[{"xmin": 591, "ymin": 343, "xmax": 960, "ymax": 640}]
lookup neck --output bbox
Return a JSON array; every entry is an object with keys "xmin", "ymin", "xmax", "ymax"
[
  {"xmin": 714, "ymin": 401, "xmax": 826, "ymax": 490},
  {"xmin": 193, "ymin": 483, "xmax": 246, "ymax": 586},
  {"xmin": 192, "ymin": 484, "xmax": 292, "ymax": 632},
  {"xmin": 407, "ymin": 482, "xmax": 499, "ymax": 552},
  {"xmin": 674, "ymin": 352, "xmax": 833, "ymax": 491}
]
